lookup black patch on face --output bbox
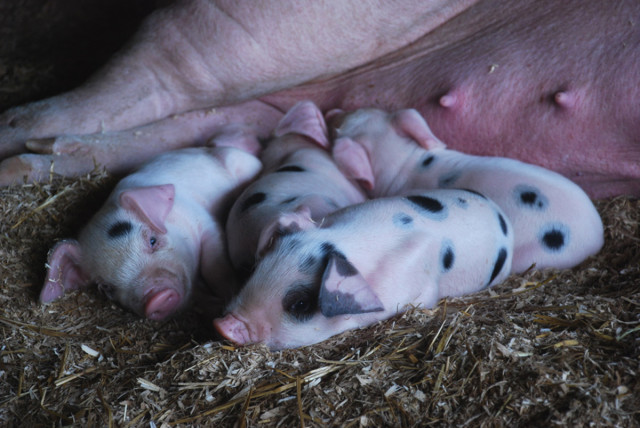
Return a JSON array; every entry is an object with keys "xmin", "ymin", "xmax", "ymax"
[
  {"xmin": 542, "ymin": 229, "xmax": 565, "ymax": 250},
  {"xmin": 514, "ymin": 185, "xmax": 548, "ymax": 210},
  {"xmin": 498, "ymin": 213, "xmax": 508, "ymax": 236},
  {"xmin": 239, "ymin": 192, "xmax": 266, "ymax": 213},
  {"xmin": 489, "ymin": 248, "xmax": 508, "ymax": 285},
  {"xmin": 275, "ymin": 165, "xmax": 306, "ymax": 173},
  {"xmin": 407, "ymin": 195, "xmax": 444, "ymax": 213},
  {"xmin": 283, "ymin": 283, "xmax": 319, "ymax": 322},
  {"xmin": 421, "ymin": 154, "xmax": 435, "ymax": 168},
  {"xmin": 441, "ymin": 245, "xmax": 455, "ymax": 272},
  {"xmin": 320, "ymin": 242, "xmax": 337, "ymax": 258},
  {"xmin": 438, "ymin": 171, "xmax": 461, "ymax": 187},
  {"xmin": 107, "ymin": 221, "xmax": 133, "ymax": 238}
]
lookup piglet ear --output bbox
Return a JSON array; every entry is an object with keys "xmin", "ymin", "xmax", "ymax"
[
  {"xmin": 332, "ymin": 136, "xmax": 375, "ymax": 191},
  {"xmin": 256, "ymin": 205, "xmax": 316, "ymax": 259},
  {"xmin": 274, "ymin": 101, "xmax": 329, "ymax": 148},
  {"xmin": 392, "ymin": 109, "xmax": 447, "ymax": 150},
  {"xmin": 319, "ymin": 253, "xmax": 384, "ymax": 317},
  {"xmin": 214, "ymin": 146, "xmax": 263, "ymax": 183},
  {"xmin": 40, "ymin": 240, "xmax": 91, "ymax": 303},
  {"xmin": 119, "ymin": 184, "xmax": 175, "ymax": 234}
]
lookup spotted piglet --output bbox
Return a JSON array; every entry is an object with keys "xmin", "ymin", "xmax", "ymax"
[
  {"xmin": 215, "ymin": 189, "xmax": 513, "ymax": 349},
  {"xmin": 40, "ymin": 146, "xmax": 262, "ymax": 320},
  {"xmin": 226, "ymin": 101, "xmax": 366, "ymax": 274},
  {"xmin": 329, "ymin": 108, "xmax": 604, "ymax": 273}
]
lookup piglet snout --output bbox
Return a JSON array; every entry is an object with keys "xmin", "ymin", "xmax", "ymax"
[
  {"xmin": 143, "ymin": 274, "xmax": 184, "ymax": 320},
  {"xmin": 145, "ymin": 288, "xmax": 181, "ymax": 320},
  {"xmin": 214, "ymin": 313, "xmax": 260, "ymax": 345}
]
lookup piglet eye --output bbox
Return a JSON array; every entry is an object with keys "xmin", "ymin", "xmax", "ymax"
[
  {"xmin": 283, "ymin": 286, "xmax": 318, "ymax": 322},
  {"xmin": 291, "ymin": 297, "xmax": 310, "ymax": 314},
  {"xmin": 150, "ymin": 236, "xmax": 157, "ymax": 247}
]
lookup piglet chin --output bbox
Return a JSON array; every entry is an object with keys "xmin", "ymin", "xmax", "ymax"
[
  {"xmin": 213, "ymin": 313, "xmax": 254, "ymax": 345},
  {"xmin": 144, "ymin": 288, "xmax": 182, "ymax": 320}
]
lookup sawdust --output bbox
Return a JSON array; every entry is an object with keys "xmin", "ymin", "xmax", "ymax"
[{"xmin": 0, "ymin": 172, "xmax": 638, "ymax": 427}]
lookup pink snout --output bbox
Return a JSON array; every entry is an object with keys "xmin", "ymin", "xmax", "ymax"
[
  {"xmin": 143, "ymin": 276, "xmax": 184, "ymax": 320},
  {"xmin": 145, "ymin": 288, "xmax": 181, "ymax": 320},
  {"xmin": 213, "ymin": 313, "xmax": 252, "ymax": 345}
]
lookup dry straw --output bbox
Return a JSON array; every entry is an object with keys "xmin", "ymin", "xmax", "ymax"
[{"xmin": 1, "ymin": 172, "xmax": 639, "ymax": 427}]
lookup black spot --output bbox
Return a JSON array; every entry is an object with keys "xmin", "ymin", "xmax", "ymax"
[
  {"xmin": 107, "ymin": 221, "xmax": 132, "ymax": 238},
  {"xmin": 441, "ymin": 246, "xmax": 454, "ymax": 272},
  {"xmin": 275, "ymin": 165, "xmax": 306, "ymax": 173},
  {"xmin": 239, "ymin": 192, "xmax": 266, "ymax": 213},
  {"xmin": 421, "ymin": 154, "xmax": 435, "ymax": 167},
  {"xmin": 392, "ymin": 212, "xmax": 414, "ymax": 228},
  {"xmin": 498, "ymin": 213, "xmax": 508, "ymax": 236},
  {"xmin": 438, "ymin": 171, "xmax": 461, "ymax": 187},
  {"xmin": 407, "ymin": 195, "xmax": 444, "ymax": 213},
  {"xmin": 489, "ymin": 248, "xmax": 508, "ymax": 285},
  {"xmin": 515, "ymin": 185, "xmax": 548, "ymax": 210},
  {"xmin": 542, "ymin": 229, "xmax": 565, "ymax": 250},
  {"xmin": 283, "ymin": 284, "xmax": 319, "ymax": 322},
  {"xmin": 521, "ymin": 191, "xmax": 537, "ymax": 204}
]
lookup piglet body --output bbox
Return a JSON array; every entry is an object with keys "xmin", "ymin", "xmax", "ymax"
[
  {"xmin": 40, "ymin": 146, "xmax": 261, "ymax": 320},
  {"xmin": 215, "ymin": 189, "xmax": 513, "ymax": 349},
  {"xmin": 331, "ymin": 108, "xmax": 604, "ymax": 273},
  {"xmin": 226, "ymin": 101, "xmax": 366, "ymax": 273}
]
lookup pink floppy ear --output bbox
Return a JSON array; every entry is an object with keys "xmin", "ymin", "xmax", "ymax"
[
  {"xmin": 332, "ymin": 136, "xmax": 375, "ymax": 191},
  {"xmin": 40, "ymin": 240, "xmax": 91, "ymax": 303},
  {"xmin": 274, "ymin": 101, "xmax": 329, "ymax": 148},
  {"xmin": 392, "ymin": 109, "xmax": 446, "ymax": 150},
  {"xmin": 119, "ymin": 184, "xmax": 175, "ymax": 234},
  {"xmin": 318, "ymin": 252, "xmax": 384, "ymax": 317},
  {"xmin": 256, "ymin": 205, "xmax": 316, "ymax": 259}
]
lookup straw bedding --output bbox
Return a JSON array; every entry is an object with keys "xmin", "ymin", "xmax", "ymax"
[{"xmin": 1, "ymin": 2, "xmax": 638, "ymax": 426}]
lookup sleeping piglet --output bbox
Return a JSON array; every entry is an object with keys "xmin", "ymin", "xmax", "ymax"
[
  {"xmin": 39, "ymin": 146, "xmax": 262, "ymax": 320},
  {"xmin": 215, "ymin": 189, "xmax": 513, "ymax": 350},
  {"xmin": 226, "ymin": 101, "xmax": 366, "ymax": 274},
  {"xmin": 329, "ymin": 108, "xmax": 604, "ymax": 273}
]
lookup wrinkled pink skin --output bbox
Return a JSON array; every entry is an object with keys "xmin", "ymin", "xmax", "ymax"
[
  {"xmin": 226, "ymin": 101, "xmax": 366, "ymax": 273},
  {"xmin": 40, "ymin": 146, "xmax": 261, "ymax": 320},
  {"xmin": 0, "ymin": 0, "xmax": 639, "ymax": 198},
  {"xmin": 330, "ymin": 108, "xmax": 604, "ymax": 273},
  {"xmin": 215, "ymin": 189, "xmax": 513, "ymax": 349}
]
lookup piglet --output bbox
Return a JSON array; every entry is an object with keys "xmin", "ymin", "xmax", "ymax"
[
  {"xmin": 225, "ymin": 101, "xmax": 366, "ymax": 274},
  {"xmin": 215, "ymin": 189, "xmax": 513, "ymax": 349},
  {"xmin": 40, "ymin": 146, "xmax": 262, "ymax": 320},
  {"xmin": 329, "ymin": 108, "xmax": 604, "ymax": 273}
]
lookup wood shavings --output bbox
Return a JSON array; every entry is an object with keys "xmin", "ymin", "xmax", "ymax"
[{"xmin": 0, "ymin": 139, "xmax": 639, "ymax": 426}]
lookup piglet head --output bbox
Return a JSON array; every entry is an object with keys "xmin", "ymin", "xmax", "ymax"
[
  {"xmin": 41, "ymin": 183, "xmax": 196, "ymax": 321},
  {"xmin": 214, "ymin": 236, "xmax": 385, "ymax": 350}
]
